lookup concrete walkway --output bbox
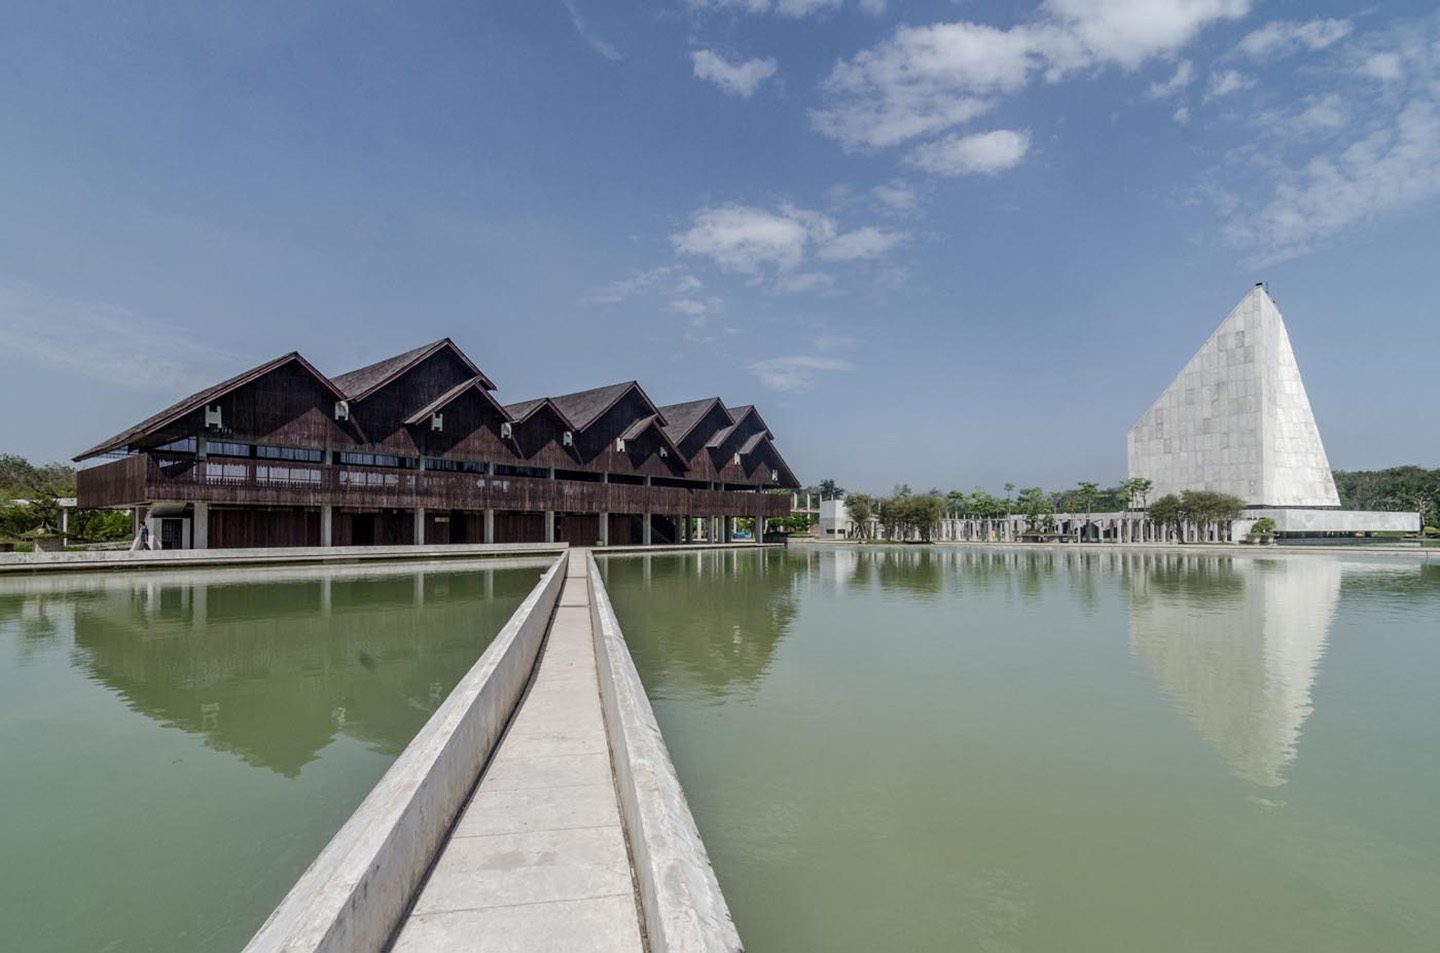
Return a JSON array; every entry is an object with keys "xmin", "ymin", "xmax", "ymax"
[{"xmin": 390, "ymin": 553, "xmax": 644, "ymax": 953}]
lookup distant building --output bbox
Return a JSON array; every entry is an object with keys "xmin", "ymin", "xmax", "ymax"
[
  {"xmin": 74, "ymin": 338, "xmax": 799, "ymax": 549},
  {"xmin": 1128, "ymin": 285, "xmax": 1415, "ymax": 536}
]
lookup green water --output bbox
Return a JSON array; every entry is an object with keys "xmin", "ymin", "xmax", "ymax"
[
  {"xmin": 0, "ymin": 558, "xmax": 550, "ymax": 953},
  {"xmin": 602, "ymin": 546, "xmax": 1440, "ymax": 953}
]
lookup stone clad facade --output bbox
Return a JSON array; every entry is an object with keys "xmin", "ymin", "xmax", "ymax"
[{"xmin": 1128, "ymin": 285, "xmax": 1340, "ymax": 508}]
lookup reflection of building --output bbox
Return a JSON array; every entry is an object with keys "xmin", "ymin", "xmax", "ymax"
[
  {"xmin": 49, "ymin": 562, "xmax": 540, "ymax": 776},
  {"xmin": 1129, "ymin": 555, "xmax": 1340, "ymax": 786},
  {"xmin": 1129, "ymin": 286, "xmax": 1416, "ymax": 536},
  {"xmin": 75, "ymin": 339, "xmax": 798, "ymax": 549}
]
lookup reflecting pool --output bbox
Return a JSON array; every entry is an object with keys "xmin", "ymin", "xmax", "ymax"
[
  {"xmin": 602, "ymin": 546, "xmax": 1440, "ymax": 953},
  {"xmin": 0, "ymin": 558, "xmax": 551, "ymax": 953}
]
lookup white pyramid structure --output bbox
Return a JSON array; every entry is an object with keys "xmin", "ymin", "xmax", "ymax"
[{"xmin": 1128, "ymin": 285, "xmax": 1340, "ymax": 507}]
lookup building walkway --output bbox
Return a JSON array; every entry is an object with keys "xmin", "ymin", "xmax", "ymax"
[{"xmin": 389, "ymin": 552, "xmax": 644, "ymax": 953}]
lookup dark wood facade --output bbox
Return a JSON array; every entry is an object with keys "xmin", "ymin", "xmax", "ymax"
[{"xmin": 75, "ymin": 339, "xmax": 798, "ymax": 548}]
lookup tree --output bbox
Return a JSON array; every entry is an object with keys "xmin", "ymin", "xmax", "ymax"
[
  {"xmin": 1127, "ymin": 477, "xmax": 1153, "ymax": 511},
  {"xmin": 1149, "ymin": 493, "xmax": 1183, "ymax": 540},
  {"xmin": 844, "ymin": 493, "xmax": 875, "ymax": 539},
  {"xmin": 1015, "ymin": 487, "xmax": 1054, "ymax": 533},
  {"xmin": 1003, "ymin": 482, "xmax": 1016, "ymax": 515},
  {"xmin": 817, "ymin": 478, "xmax": 845, "ymax": 500}
]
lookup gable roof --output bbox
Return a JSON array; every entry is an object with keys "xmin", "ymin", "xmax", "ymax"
[
  {"xmin": 330, "ymin": 338, "xmax": 495, "ymax": 401},
  {"xmin": 403, "ymin": 376, "xmax": 511, "ymax": 426},
  {"xmin": 502, "ymin": 397, "xmax": 577, "ymax": 430},
  {"xmin": 74, "ymin": 352, "xmax": 345, "ymax": 461},
  {"xmin": 657, "ymin": 398, "xmax": 734, "ymax": 448},
  {"xmin": 618, "ymin": 414, "xmax": 687, "ymax": 464},
  {"xmin": 726, "ymin": 404, "xmax": 772, "ymax": 438},
  {"xmin": 548, "ymin": 381, "xmax": 666, "ymax": 432}
]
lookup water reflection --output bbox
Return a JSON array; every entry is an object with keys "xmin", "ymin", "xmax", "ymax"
[
  {"xmin": 599, "ymin": 550, "xmax": 800, "ymax": 698},
  {"xmin": 0, "ymin": 559, "xmax": 546, "ymax": 777},
  {"xmin": 1125, "ymin": 553, "xmax": 1338, "ymax": 787}
]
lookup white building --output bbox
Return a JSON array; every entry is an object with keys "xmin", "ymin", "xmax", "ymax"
[{"xmin": 1128, "ymin": 285, "xmax": 1415, "ymax": 536}]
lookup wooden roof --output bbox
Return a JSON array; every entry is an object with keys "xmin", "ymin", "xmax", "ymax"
[
  {"xmin": 502, "ymin": 397, "xmax": 576, "ymax": 430},
  {"xmin": 657, "ymin": 398, "xmax": 733, "ymax": 447},
  {"xmin": 403, "ymin": 376, "xmax": 511, "ymax": 426},
  {"xmin": 331, "ymin": 338, "xmax": 495, "ymax": 400},
  {"xmin": 74, "ymin": 352, "xmax": 345, "ymax": 461},
  {"xmin": 618, "ymin": 414, "xmax": 687, "ymax": 463}
]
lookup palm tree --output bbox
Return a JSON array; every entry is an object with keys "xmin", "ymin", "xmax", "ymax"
[
  {"xmin": 1003, "ymin": 482, "xmax": 1015, "ymax": 515},
  {"xmin": 1124, "ymin": 477, "xmax": 1152, "ymax": 511}
]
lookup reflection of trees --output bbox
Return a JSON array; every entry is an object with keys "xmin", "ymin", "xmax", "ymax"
[
  {"xmin": 1128, "ymin": 554, "xmax": 1339, "ymax": 787},
  {"xmin": 601, "ymin": 549, "xmax": 799, "ymax": 699},
  {"xmin": 60, "ymin": 567, "xmax": 537, "ymax": 777}
]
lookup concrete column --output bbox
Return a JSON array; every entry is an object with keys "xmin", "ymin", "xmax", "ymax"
[
  {"xmin": 192, "ymin": 502, "xmax": 209, "ymax": 550},
  {"xmin": 723, "ymin": 516, "xmax": 733, "ymax": 543},
  {"xmin": 320, "ymin": 505, "xmax": 333, "ymax": 547},
  {"xmin": 484, "ymin": 509, "xmax": 495, "ymax": 544},
  {"xmin": 544, "ymin": 511, "xmax": 556, "ymax": 543},
  {"xmin": 599, "ymin": 512, "xmax": 609, "ymax": 546},
  {"xmin": 60, "ymin": 506, "xmax": 69, "ymax": 545},
  {"xmin": 414, "ymin": 507, "xmax": 426, "ymax": 545},
  {"xmin": 641, "ymin": 514, "xmax": 653, "ymax": 546}
]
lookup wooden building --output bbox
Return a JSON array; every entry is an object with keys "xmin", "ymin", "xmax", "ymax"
[{"xmin": 75, "ymin": 339, "xmax": 800, "ymax": 549}]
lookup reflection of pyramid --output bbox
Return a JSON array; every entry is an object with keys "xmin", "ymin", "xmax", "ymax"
[
  {"xmin": 1128, "ymin": 285, "xmax": 1339, "ymax": 507},
  {"xmin": 1130, "ymin": 557, "xmax": 1340, "ymax": 787}
]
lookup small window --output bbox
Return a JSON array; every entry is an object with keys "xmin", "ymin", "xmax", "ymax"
[
  {"xmin": 500, "ymin": 422, "xmax": 513, "ymax": 439},
  {"xmin": 562, "ymin": 431, "xmax": 574, "ymax": 447},
  {"xmin": 335, "ymin": 400, "xmax": 350, "ymax": 421},
  {"xmin": 615, "ymin": 438, "xmax": 627, "ymax": 452},
  {"xmin": 205, "ymin": 404, "xmax": 223, "ymax": 428},
  {"xmin": 431, "ymin": 413, "xmax": 444, "ymax": 432}
]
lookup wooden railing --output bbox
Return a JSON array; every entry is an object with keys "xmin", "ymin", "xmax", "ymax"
[{"xmin": 78, "ymin": 455, "xmax": 790, "ymax": 518}]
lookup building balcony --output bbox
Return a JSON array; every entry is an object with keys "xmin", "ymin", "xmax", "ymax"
[{"xmin": 77, "ymin": 454, "xmax": 791, "ymax": 519}]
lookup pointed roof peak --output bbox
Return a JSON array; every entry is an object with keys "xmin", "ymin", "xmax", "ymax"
[{"xmin": 331, "ymin": 338, "xmax": 495, "ymax": 400}]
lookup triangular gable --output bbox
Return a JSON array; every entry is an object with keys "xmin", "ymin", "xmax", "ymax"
[
  {"xmin": 75, "ymin": 352, "xmax": 345, "ymax": 460},
  {"xmin": 332, "ymin": 338, "xmax": 495, "ymax": 401},
  {"xmin": 659, "ymin": 398, "xmax": 734, "ymax": 449},
  {"xmin": 503, "ymin": 397, "xmax": 578, "ymax": 431},
  {"xmin": 619, "ymin": 414, "xmax": 688, "ymax": 469},
  {"xmin": 404, "ymin": 377, "xmax": 511, "ymax": 426},
  {"xmin": 740, "ymin": 435, "xmax": 800, "ymax": 488},
  {"xmin": 549, "ymin": 381, "xmax": 668, "ymax": 433}
]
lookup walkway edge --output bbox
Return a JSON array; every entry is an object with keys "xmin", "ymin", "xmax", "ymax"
[
  {"xmin": 586, "ymin": 551, "xmax": 745, "ymax": 953},
  {"xmin": 241, "ymin": 553, "xmax": 568, "ymax": 953}
]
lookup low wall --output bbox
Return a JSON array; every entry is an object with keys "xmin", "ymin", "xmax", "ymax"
[
  {"xmin": 585, "ymin": 551, "xmax": 744, "ymax": 953},
  {"xmin": 1255, "ymin": 508, "xmax": 1421, "ymax": 534},
  {"xmin": 0, "ymin": 541, "xmax": 567, "ymax": 575},
  {"xmin": 241, "ymin": 553, "xmax": 567, "ymax": 953}
]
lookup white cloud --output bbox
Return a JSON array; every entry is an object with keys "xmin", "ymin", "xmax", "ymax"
[
  {"xmin": 745, "ymin": 355, "xmax": 854, "ymax": 391},
  {"xmin": 1259, "ymin": 93, "xmax": 1348, "ymax": 137},
  {"xmin": 1173, "ymin": 105, "xmax": 1191, "ymax": 125},
  {"xmin": 871, "ymin": 180, "xmax": 920, "ymax": 214},
  {"xmin": 1224, "ymin": 100, "xmax": 1440, "ymax": 263},
  {"xmin": 671, "ymin": 204, "xmax": 836, "ymax": 273},
  {"xmin": 691, "ymin": 50, "xmax": 779, "ymax": 98},
  {"xmin": 685, "ymin": 0, "xmax": 882, "ymax": 17},
  {"xmin": 1146, "ymin": 60, "xmax": 1194, "ymax": 99},
  {"xmin": 818, "ymin": 226, "xmax": 908, "ymax": 260},
  {"xmin": 1236, "ymin": 19, "xmax": 1352, "ymax": 59},
  {"xmin": 1206, "ymin": 69, "xmax": 1257, "ymax": 100},
  {"xmin": 668, "ymin": 296, "xmax": 725, "ymax": 327},
  {"xmin": 773, "ymin": 271, "xmax": 837, "ymax": 293},
  {"xmin": 0, "ymin": 282, "xmax": 243, "ymax": 391},
  {"xmin": 563, "ymin": 0, "xmax": 622, "ymax": 61},
  {"xmin": 579, "ymin": 265, "xmax": 678, "ymax": 305},
  {"xmin": 1358, "ymin": 52, "xmax": 1405, "ymax": 82},
  {"xmin": 906, "ymin": 129, "xmax": 1031, "ymax": 176},
  {"xmin": 669, "ymin": 274, "xmax": 705, "ymax": 295},
  {"xmin": 811, "ymin": 0, "xmax": 1250, "ymax": 149}
]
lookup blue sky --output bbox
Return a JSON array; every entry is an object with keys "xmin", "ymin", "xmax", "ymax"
[{"xmin": 2, "ymin": 0, "xmax": 1437, "ymax": 494}]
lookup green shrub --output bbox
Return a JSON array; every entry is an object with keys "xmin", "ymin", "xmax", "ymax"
[{"xmin": 1250, "ymin": 517, "xmax": 1276, "ymax": 535}]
